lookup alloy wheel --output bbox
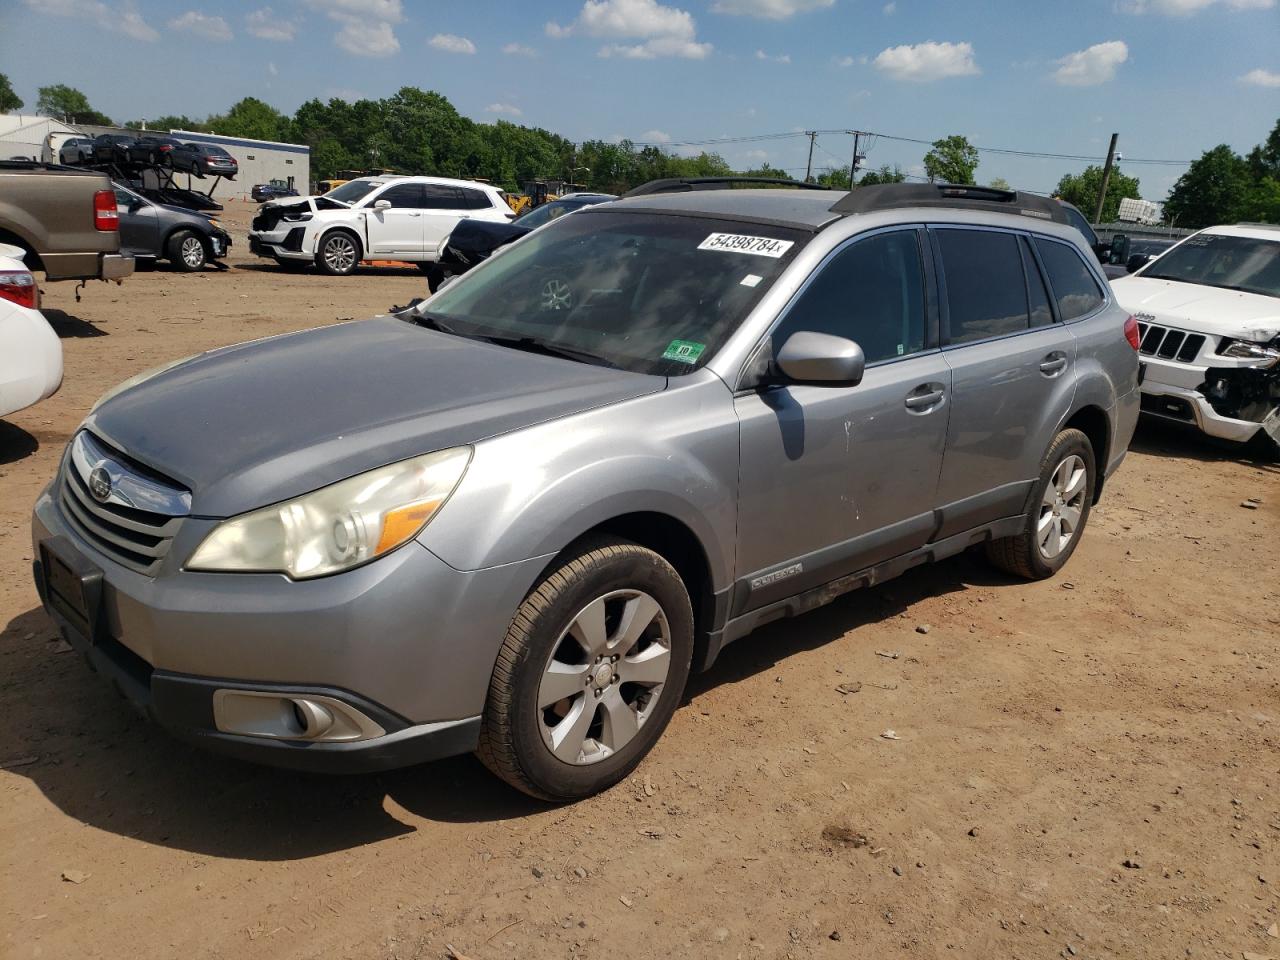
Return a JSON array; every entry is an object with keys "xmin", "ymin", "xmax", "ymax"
[
  {"xmin": 540, "ymin": 278, "xmax": 573, "ymax": 311},
  {"xmin": 1037, "ymin": 454, "xmax": 1087, "ymax": 560},
  {"xmin": 537, "ymin": 589, "xmax": 672, "ymax": 765},
  {"xmin": 324, "ymin": 235, "xmax": 357, "ymax": 273},
  {"xmin": 180, "ymin": 236, "xmax": 204, "ymax": 268}
]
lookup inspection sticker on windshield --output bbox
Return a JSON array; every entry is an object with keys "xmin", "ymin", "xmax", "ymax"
[
  {"xmin": 663, "ymin": 339, "xmax": 706, "ymax": 364},
  {"xmin": 698, "ymin": 232, "xmax": 794, "ymax": 258}
]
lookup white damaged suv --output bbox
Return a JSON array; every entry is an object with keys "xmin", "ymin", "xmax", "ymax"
[
  {"xmin": 1111, "ymin": 224, "xmax": 1280, "ymax": 451},
  {"xmin": 248, "ymin": 175, "xmax": 512, "ymax": 277}
]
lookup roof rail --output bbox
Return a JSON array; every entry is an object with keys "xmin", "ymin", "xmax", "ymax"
[
  {"xmin": 830, "ymin": 183, "xmax": 1070, "ymax": 225},
  {"xmin": 623, "ymin": 176, "xmax": 830, "ymax": 198}
]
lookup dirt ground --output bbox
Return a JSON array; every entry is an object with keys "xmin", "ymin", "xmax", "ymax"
[{"xmin": 1, "ymin": 200, "xmax": 1277, "ymax": 960}]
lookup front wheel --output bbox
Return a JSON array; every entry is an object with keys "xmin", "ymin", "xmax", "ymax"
[
  {"xmin": 315, "ymin": 231, "xmax": 361, "ymax": 276},
  {"xmin": 477, "ymin": 539, "xmax": 694, "ymax": 802},
  {"xmin": 416, "ymin": 262, "xmax": 447, "ymax": 291},
  {"xmin": 986, "ymin": 427, "xmax": 1095, "ymax": 580},
  {"xmin": 167, "ymin": 230, "xmax": 207, "ymax": 272}
]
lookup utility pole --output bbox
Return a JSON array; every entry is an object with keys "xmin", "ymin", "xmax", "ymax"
[
  {"xmin": 848, "ymin": 130, "xmax": 864, "ymax": 189},
  {"xmin": 803, "ymin": 131, "xmax": 816, "ymax": 183},
  {"xmin": 1094, "ymin": 132, "xmax": 1118, "ymax": 224}
]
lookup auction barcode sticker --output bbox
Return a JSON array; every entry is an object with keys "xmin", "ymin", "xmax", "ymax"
[{"xmin": 697, "ymin": 233, "xmax": 795, "ymax": 258}]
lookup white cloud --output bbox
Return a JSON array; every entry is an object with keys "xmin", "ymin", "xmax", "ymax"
[
  {"xmin": 873, "ymin": 40, "xmax": 980, "ymax": 81},
  {"xmin": 745, "ymin": 148, "xmax": 769, "ymax": 161},
  {"xmin": 755, "ymin": 49, "xmax": 791, "ymax": 63},
  {"xmin": 310, "ymin": 0, "xmax": 403, "ymax": 57},
  {"xmin": 1052, "ymin": 40, "xmax": 1128, "ymax": 85},
  {"xmin": 1240, "ymin": 67, "xmax": 1280, "ymax": 86},
  {"xmin": 1120, "ymin": 0, "xmax": 1273, "ymax": 12},
  {"xmin": 168, "ymin": 10, "xmax": 232, "ymax": 41},
  {"xmin": 429, "ymin": 33, "xmax": 476, "ymax": 54},
  {"xmin": 709, "ymin": 0, "xmax": 833, "ymax": 18},
  {"xmin": 883, "ymin": 1, "xmax": 896, "ymax": 12},
  {"xmin": 23, "ymin": 0, "xmax": 159, "ymax": 41},
  {"xmin": 833, "ymin": 53, "xmax": 868, "ymax": 67},
  {"xmin": 268, "ymin": 61, "xmax": 278, "ymax": 75},
  {"xmin": 547, "ymin": 0, "xmax": 712, "ymax": 59},
  {"xmin": 485, "ymin": 102, "xmax": 523, "ymax": 116},
  {"xmin": 246, "ymin": 7, "xmax": 296, "ymax": 41},
  {"xmin": 640, "ymin": 129, "xmax": 672, "ymax": 143},
  {"xmin": 502, "ymin": 42, "xmax": 537, "ymax": 55}
]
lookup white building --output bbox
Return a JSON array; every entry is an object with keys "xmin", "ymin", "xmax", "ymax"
[
  {"xmin": 170, "ymin": 130, "xmax": 310, "ymax": 200},
  {"xmin": 0, "ymin": 114, "xmax": 79, "ymax": 161}
]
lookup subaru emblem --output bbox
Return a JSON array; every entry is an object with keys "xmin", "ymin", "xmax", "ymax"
[{"xmin": 88, "ymin": 466, "xmax": 112, "ymax": 503}]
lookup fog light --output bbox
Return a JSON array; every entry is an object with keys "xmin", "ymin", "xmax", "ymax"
[
  {"xmin": 212, "ymin": 689, "xmax": 386, "ymax": 742},
  {"xmin": 290, "ymin": 698, "xmax": 335, "ymax": 739}
]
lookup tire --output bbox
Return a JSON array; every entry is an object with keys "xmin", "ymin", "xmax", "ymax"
[
  {"xmin": 315, "ymin": 230, "xmax": 361, "ymax": 276},
  {"xmin": 166, "ymin": 230, "xmax": 207, "ymax": 272},
  {"xmin": 416, "ymin": 262, "xmax": 447, "ymax": 290},
  {"xmin": 477, "ymin": 538, "xmax": 694, "ymax": 802},
  {"xmin": 986, "ymin": 428, "xmax": 1096, "ymax": 580}
]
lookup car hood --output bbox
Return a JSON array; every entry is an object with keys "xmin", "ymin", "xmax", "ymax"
[
  {"xmin": 86, "ymin": 316, "xmax": 665, "ymax": 517},
  {"xmin": 1110, "ymin": 275, "xmax": 1280, "ymax": 341}
]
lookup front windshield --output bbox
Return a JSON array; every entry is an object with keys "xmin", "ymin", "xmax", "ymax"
[
  {"xmin": 325, "ymin": 179, "xmax": 379, "ymax": 205},
  {"xmin": 1141, "ymin": 233, "xmax": 1280, "ymax": 298},
  {"xmin": 421, "ymin": 209, "xmax": 808, "ymax": 375}
]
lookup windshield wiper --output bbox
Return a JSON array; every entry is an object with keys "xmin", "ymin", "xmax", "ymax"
[
  {"xmin": 403, "ymin": 311, "xmax": 458, "ymax": 334},
  {"xmin": 477, "ymin": 334, "xmax": 617, "ymax": 368}
]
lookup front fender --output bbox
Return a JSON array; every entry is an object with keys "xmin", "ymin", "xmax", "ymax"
[{"xmin": 419, "ymin": 376, "xmax": 740, "ymax": 592}]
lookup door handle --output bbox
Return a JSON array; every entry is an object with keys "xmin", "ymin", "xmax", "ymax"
[
  {"xmin": 408, "ymin": 212, "xmax": 421, "ymax": 217},
  {"xmin": 904, "ymin": 387, "xmax": 945, "ymax": 411},
  {"xmin": 1039, "ymin": 354, "xmax": 1068, "ymax": 376}
]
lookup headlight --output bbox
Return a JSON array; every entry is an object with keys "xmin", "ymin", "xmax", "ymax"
[
  {"xmin": 1219, "ymin": 339, "xmax": 1280, "ymax": 367},
  {"xmin": 91, "ymin": 354, "xmax": 201, "ymax": 412},
  {"xmin": 282, "ymin": 211, "xmax": 312, "ymax": 223},
  {"xmin": 187, "ymin": 447, "xmax": 471, "ymax": 579}
]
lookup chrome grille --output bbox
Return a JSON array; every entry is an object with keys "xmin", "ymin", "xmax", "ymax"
[
  {"xmin": 1136, "ymin": 322, "xmax": 1206, "ymax": 363},
  {"xmin": 58, "ymin": 432, "xmax": 189, "ymax": 576}
]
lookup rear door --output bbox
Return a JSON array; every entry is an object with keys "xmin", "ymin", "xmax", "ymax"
[
  {"xmin": 931, "ymin": 226, "xmax": 1077, "ymax": 538},
  {"xmin": 364, "ymin": 183, "xmax": 426, "ymax": 255},
  {"xmin": 420, "ymin": 185, "xmax": 473, "ymax": 255},
  {"xmin": 733, "ymin": 226, "xmax": 951, "ymax": 611}
]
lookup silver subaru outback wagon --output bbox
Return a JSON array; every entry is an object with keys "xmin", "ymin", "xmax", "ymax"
[{"xmin": 32, "ymin": 180, "xmax": 1140, "ymax": 800}]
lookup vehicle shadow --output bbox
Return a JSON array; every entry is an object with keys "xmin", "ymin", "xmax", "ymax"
[
  {"xmin": 3, "ymin": 551, "xmax": 998, "ymax": 861},
  {"xmin": 1131, "ymin": 417, "xmax": 1279, "ymax": 469},
  {"xmin": 42, "ymin": 308, "xmax": 108, "ymax": 339},
  {"xmin": 0, "ymin": 420, "xmax": 39, "ymax": 465},
  {"xmin": 232, "ymin": 262, "xmax": 423, "ymax": 278}
]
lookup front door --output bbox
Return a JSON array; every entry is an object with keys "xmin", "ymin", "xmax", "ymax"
[
  {"xmin": 364, "ymin": 183, "xmax": 426, "ymax": 255},
  {"xmin": 113, "ymin": 189, "xmax": 157, "ymax": 258},
  {"xmin": 930, "ymin": 227, "xmax": 1079, "ymax": 537},
  {"xmin": 733, "ymin": 227, "xmax": 951, "ymax": 613}
]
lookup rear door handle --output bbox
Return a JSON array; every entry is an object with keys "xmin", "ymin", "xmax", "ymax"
[
  {"xmin": 904, "ymin": 386, "xmax": 945, "ymax": 412},
  {"xmin": 1039, "ymin": 353, "xmax": 1068, "ymax": 376}
]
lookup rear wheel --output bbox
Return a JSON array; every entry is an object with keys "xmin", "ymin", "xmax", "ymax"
[
  {"xmin": 315, "ymin": 231, "xmax": 361, "ymax": 276},
  {"xmin": 166, "ymin": 230, "xmax": 207, "ymax": 272},
  {"xmin": 986, "ymin": 428, "xmax": 1095, "ymax": 580},
  {"xmin": 477, "ymin": 539, "xmax": 694, "ymax": 801}
]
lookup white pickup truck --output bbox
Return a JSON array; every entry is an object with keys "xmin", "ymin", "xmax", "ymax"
[{"xmin": 248, "ymin": 175, "xmax": 512, "ymax": 277}]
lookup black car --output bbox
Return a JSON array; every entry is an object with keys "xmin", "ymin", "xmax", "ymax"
[
  {"xmin": 436, "ymin": 193, "xmax": 615, "ymax": 279},
  {"xmin": 113, "ymin": 182, "xmax": 231, "ymax": 271},
  {"xmin": 171, "ymin": 142, "xmax": 239, "ymax": 180},
  {"xmin": 91, "ymin": 134, "xmax": 138, "ymax": 164},
  {"xmin": 128, "ymin": 135, "xmax": 185, "ymax": 165},
  {"xmin": 251, "ymin": 180, "xmax": 300, "ymax": 202}
]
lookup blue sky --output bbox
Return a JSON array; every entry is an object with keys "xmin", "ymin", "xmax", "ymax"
[{"xmin": 2, "ymin": 0, "xmax": 1277, "ymax": 198}]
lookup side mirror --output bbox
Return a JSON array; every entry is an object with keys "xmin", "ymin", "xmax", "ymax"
[
  {"xmin": 775, "ymin": 331, "xmax": 865, "ymax": 386},
  {"xmin": 1126, "ymin": 253, "xmax": 1153, "ymax": 274},
  {"xmin": 373, "ymin": 199, "xmax": 392, "ymax": 210}
]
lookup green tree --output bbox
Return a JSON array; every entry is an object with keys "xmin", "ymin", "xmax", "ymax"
[
  {"xmin": 923, "ymin": 135, "xmax": 979, "ymax": 185},
  {"xmin": 1240, "ymin": 177, "xmax": 1280, "ymax": 223},
  {"xmin": 124, "ymin": 115, "xmax": 210, "ymax": 133},
  {"xmin": 1164, "ymin": 144, "xmax": 1253, "ymax": 228},
  {"xmin": 207, "ymin": 97, "xmax": 292, "ymax": 142},
  {"xmin": 859, "ymin": 164, "xmax": 907, "ymax": 186},
  {"xmin": 36, "ymin": 84, "xmax": 111, "ymax": 125},
  {"xmin": 1244, "ymin": 118, "xmax": 1280, "ymax": 181},
  {"xmin": 1054, "ymin": 164, "xmax": 1141, "ymax": 222},
  {"xmin": 0, "ymin": 73, "xmax": 22, "ymax": 113},
  {"xmin": 987, "ymin": 176, "xmax": 1011, "ymax": 191}
]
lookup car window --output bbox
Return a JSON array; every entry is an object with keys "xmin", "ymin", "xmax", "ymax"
[
  {"xmin": 421, "ymin": 185, "xmax": 463, "ymax": 210},
  {"xmin": 1139, "ymin": 233, "xmax": 1280, "ymax": 299},
  {"xmin": 1021, "ymin": 237, "xmax": 1054, "ymax": 327},
  {"xmin": 424, "ymin": 210, "xmax": 808, "ymax": 376},
  {"xmin": 1033, "ymin": 237, "xmax": 1106, "ymax": 319},
  {"xmin": 457, "ymin": 188, "xmax": 493, "ymax": 210},
  {"xmin": 936, "ymin": 229, "xmax": 1030, "ymax": 344},
  {"xmin": 516, "ymin": 201, "xmax": 578, "ymax": 230},
  {"xmin": 773, "ymin": 230, "xmax": 927, "ymax": 364},
  {"xmin": 376, "ymin": 184, "xmax": 425, "ymax": 208},
  {"xmin": 1059, "ymin": 203, "xmax": 1098, "ymax": 247}
]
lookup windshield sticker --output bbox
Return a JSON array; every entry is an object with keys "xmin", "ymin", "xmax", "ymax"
[
  {"xmin": 740, "ymin": 273, "xmax": 763, "ymax": 287},
  {"xmin": 698, "ymin": 233, "xmax": 795, "ymax": 258},
  {"xmin": 662, "ymin": 339, "xmax": 706, "ymax": 364}
]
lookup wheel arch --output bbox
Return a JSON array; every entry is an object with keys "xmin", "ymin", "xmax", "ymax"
[
  {"xmin": 1062, "ymin": 404, "xmax": 1111, "ymax": 502},
  {"xmin": 0, "ymin": 227, "xmax": 44, "ymax": 272},
  {"xmin": 314, "ymin": 223, "xmax": 363, "ymax": 257}
]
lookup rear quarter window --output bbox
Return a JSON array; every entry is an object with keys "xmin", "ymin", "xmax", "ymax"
[{"xmin": 1033, "ymin": 237, "xmax": 1105, "ymax": 320}]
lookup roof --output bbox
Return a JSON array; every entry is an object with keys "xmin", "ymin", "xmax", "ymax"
[
  {"xmin": 1201, "ymin": 223, "xmax": 1280, "ymax": 241},
  {"xmin": 612, "ymin": 188, "xmax": 847, "ymax": 229},
  {"xmin": 345, "ymin": 174, "xmax": 504, "ymax": 191}
]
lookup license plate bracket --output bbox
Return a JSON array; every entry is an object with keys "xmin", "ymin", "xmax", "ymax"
[{"xmin": 39, "ymin": 538, "xmax": 104, "ymax": 646}]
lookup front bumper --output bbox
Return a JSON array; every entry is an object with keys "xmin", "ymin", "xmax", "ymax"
[
  {"xmin": 249, "ymin": 229, "xmax": 310, "ymax": 261},
  {"xmin": 31, "ymin": 484, "xmax": 548, "ymax": 773},
  {"xmin": 1139, "ymin": 354, "xmax": 1277, "ymax": 444}
]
